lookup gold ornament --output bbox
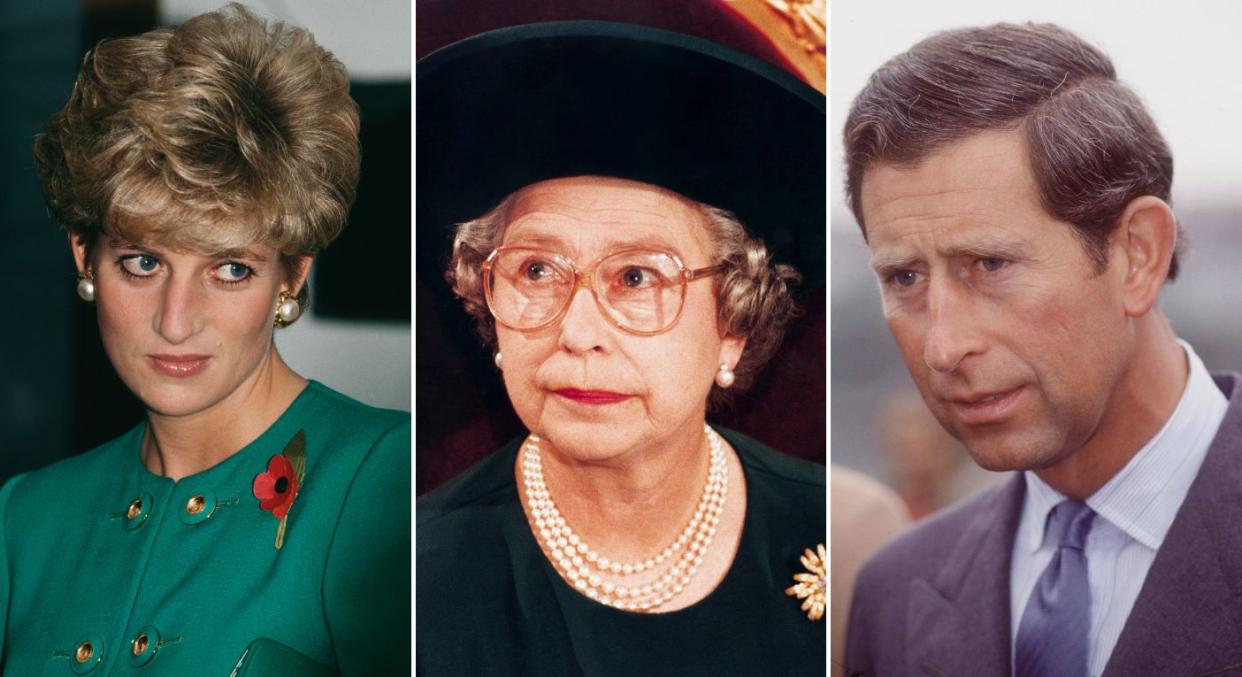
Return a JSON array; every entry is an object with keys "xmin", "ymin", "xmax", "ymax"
[
  {"xmin": 785, "ymin": 543, "xmax": 827, "ymax": 621},
  {"xmin": 76, "ymin": 270, "xmax": 96, "ymax": 302},
  {"xmin": 274, "ymin": 290, "xmax": 302, "ymax": 327}
]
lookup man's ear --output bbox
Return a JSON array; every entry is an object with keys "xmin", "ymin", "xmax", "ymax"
[{"xmin": 1111, "ymin": 195, "xmax": 1176, "ymax": 317}]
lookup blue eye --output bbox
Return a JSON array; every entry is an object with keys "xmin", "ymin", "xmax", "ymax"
[
  {"xmin": 119, "ymin": 254, "xmax": 160, "ymax": 277},
  {"xmin": 215, "ymin": 262, "xmax": 253, "ymax": 284},
  {"xmin": 525, "ymin": 262, "xmax": 552, "ymax": 280},
  {"xmin": 620, "ymin": 267, "xmax": 654, "ymax": 288},
  {"xmin": 979, "ymin": 258, "xmax": 1008, "ymax": 273},
  {"xmin": 893, "ymin": 270, "xmax": 919, "ymax": 287},
  {"xmin": 517, "ymin": 258, "xmax": 565, "ymax": 286}
]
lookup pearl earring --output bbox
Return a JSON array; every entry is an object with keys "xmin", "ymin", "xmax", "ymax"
[
  {"xmin": 494, "ymin": 352, "xmax": 503, "ymax": 370},
  {"xmin": 715, "ymin": 363, "xmax": 735, "ymax": 388},
  {"xmin": 76, "ymin": 270, "xmax": 95, "ymax": 302},
  {"xmin": 274, "ymin": 291, "xmax": 302, "ymax": 327}
]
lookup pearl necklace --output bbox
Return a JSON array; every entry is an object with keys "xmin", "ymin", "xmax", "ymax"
[{"xmin": 521, "ymin": 424, "xmax": 728, "ymax": 612}]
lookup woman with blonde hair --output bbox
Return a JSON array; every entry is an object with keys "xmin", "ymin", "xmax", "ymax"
[{"xmin": 0, "ymin": 4, "xmax": 409, "ymax": 674}]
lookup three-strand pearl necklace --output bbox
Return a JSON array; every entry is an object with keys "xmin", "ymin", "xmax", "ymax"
[{"xmin": 520, "ymin": 424, "xmax": 728, "ymax": 612}]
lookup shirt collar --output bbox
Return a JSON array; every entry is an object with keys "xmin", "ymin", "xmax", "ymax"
[
  {"xmin": 1019, "ymin": 470, "xmax": 1066, "ymax": 553},
  {"xmin": 1020, "ymin": 340, "xmax": 1228, "ymax": 553}
]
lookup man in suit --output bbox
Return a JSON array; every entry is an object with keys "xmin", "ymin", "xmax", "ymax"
[{"xmin": 841, "ymin": 23, "xmax": 1242, "ymax": 676}]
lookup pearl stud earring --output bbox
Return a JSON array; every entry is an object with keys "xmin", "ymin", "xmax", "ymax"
[
  {"xmin": 715, "ymin": 363, "xmax": 735, "ymax": 388},
  {"xmin": 274, "ymin": 291, "xmax": 302, "ymax": 327},
  {"xmin": 76, "ymin": 270, "xmax": 95, "ymax": 302}
]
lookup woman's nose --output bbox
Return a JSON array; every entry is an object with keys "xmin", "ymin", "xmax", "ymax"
[
  {"xmin": 153, "ymin": 275, "xmax": 205, "ymax": 344},
  {"xmin": 557, "ymin": 283, "xmax": 614, "ymax": 355}
]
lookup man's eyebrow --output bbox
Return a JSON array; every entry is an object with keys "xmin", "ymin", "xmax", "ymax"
[
  {"xmin": 869, "ymin": 239, "xmax": 1029, "ymax": 276},
  {"xmin": 869, "ymin": 252, "xmax": 920, "ymax": 277},
  {"xmin": 941, "ymin": 239, "xmax": 1029, "ymax": 261}
]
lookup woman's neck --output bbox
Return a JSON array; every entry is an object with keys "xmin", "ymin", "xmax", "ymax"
[
  {"xmin": 527, "ymin": 416, "xmax": 713, "ymax": 559},
  {"xmin": 516, "ymin": 417, "xmax": 750, "ymax": 612},
  {"xmin": 141, "ymin": 350, "xmax": 307, "ymax": 481}
]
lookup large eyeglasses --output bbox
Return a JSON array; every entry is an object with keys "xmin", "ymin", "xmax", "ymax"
[{"xmin": 482, "ymin": 246, "xmax": 724, "ymax": 336}]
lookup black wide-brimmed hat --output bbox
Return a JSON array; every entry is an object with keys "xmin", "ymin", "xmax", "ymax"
[{"xmin": 416, "ymin": 20, "xmax": 825, "ymax": 284}]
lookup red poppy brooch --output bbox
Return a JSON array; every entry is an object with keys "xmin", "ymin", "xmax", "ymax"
[{"xmin": 252, "ymin": 429, "xmax": 307, "ymax": 549}]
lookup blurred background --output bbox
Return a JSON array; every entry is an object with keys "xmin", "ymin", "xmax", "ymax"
[
  {"xmin": 0, "ymin": 0, "xmax": 410, "ymax": 482},
  {"xmin": 831, "ymin": 0, "xmax": 1242, "ymax": 517}
]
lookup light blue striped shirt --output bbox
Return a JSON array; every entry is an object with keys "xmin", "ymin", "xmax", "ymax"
[{"xmin": 1009, "ymin": 340, "xmax": 1229, "ymax": 676}]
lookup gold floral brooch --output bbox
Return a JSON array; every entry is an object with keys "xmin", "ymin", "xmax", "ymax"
[{"xmin": 785, "ymin": 543, "xmax": 827, "ymax": 621}]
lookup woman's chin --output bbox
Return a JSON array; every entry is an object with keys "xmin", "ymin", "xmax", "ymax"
[
  {"xmin": 128, "ymin": 379, "xmax": 222, "ymax": 419},
  {"xmin": 531, "ymin": 406, "xmax": 710, "ymax": 464},
  {"xmin": 537, "ymin": 421, "xmax": 640, "ymax": 463}
]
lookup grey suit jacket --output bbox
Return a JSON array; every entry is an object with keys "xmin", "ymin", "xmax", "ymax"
[{"xmin": 843, "ymin": 373, "xmax": 1242, "ymax": 677}]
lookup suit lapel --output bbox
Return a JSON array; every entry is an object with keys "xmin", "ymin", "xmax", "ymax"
[
  {"xmin": 907, "ymin": 474, "xmax": 1025, "ymax": 676},
  {"xmin": 1104, "ymin": 373, "xmax": 1242, "ymax": 676}
]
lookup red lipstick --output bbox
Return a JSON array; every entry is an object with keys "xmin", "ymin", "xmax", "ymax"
[
  {"xmin": 553, "ymin": 388, "xmax": 632, "ymax": 405},
  {"xmin": 147, "ymin": 354, "xmax": 211, "ymax": 378}
]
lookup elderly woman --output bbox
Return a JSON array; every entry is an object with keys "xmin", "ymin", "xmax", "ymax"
[
  {"xmin": 0, "ymin": 5, "xmax": 409, "ymax": 674},
  {"xmin": 417, "ymin": 21, "xmax": 826, "ymax": 676}
]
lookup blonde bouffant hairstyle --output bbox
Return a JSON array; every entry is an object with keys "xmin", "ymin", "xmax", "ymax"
[
  {"xmin": 447, "ymin": 187, "xmax": 801, "ymax": 409},
  {"xmin": 33, "ymin": 2, "xmax": 360, "ymax": 292}
]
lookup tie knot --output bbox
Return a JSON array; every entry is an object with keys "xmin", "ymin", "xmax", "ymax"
[{"xmin": 1045, "ymin": 500, "xmax": 1094, "ymax": 551}]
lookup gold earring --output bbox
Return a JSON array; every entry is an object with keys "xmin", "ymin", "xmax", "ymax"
[
  {"xmin": 274, "ymin": 291, "xmax": 302, "ymax": 327},
  {"xmin": 715, "ymin": 363, "xmax": 735, "ymax": 388},
  {"xmin": 76, "ymin": 270, "xmax": 95, "ymax": 302}
]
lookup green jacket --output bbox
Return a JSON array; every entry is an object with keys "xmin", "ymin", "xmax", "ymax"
[{"xmin": 0, "ymin": 382, "xmax": 410, "ymax": 675}]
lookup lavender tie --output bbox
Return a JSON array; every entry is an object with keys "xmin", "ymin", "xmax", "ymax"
[{"xmin": 1014, "ymin": 500, "xmax": 1096, "ymax": 677}]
